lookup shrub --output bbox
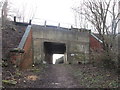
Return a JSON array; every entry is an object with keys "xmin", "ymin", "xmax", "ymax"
[{"xmin": 90, "ymin": 50, "xmax": 117, "ymax": 69}]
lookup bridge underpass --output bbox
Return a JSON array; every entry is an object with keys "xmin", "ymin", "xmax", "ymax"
[
  {"xmin": 44, "ymin": 42, "xmax": 66, "ymax": 64},
  {"xmin": 32, "ymin": 25, "xmax": 90, "ymax": 64}
]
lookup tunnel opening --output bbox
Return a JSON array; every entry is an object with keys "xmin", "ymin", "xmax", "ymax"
[
  {"xmin": 53, "ymin": 54, "xmax": 64, "ymax": 64},
  {"xmin": 44, "ymin": 42, "xmax": 66, "ymax": 64}
]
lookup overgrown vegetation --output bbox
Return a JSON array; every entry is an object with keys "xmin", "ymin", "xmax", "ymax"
[
  {"xmin": 2, "ymin": 59, "xmax": 43, "ymax": 88},
  {"xmin": 73, "ymin": 0, "xmax": 119, "ymax": 70},
  {"xmin": 90, "ymin": 50, "xmax": 118, "ymax": 71},
  {"xmin": 72, "ymin": 65, "xmax": 119, "ymax": 88}
]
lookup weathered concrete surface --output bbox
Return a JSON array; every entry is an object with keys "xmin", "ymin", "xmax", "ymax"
[{"xmin": 32, "ymin": 25, "xmax": 90, "ymax": 64}]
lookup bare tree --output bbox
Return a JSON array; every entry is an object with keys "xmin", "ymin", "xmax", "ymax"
[
  {"xmin": 73, "ymin": 0, "xmax": 119, "ymax": 52},
  {"xmin": 111, "ymin": 0, "xmax": 120, "ymax": 35}
]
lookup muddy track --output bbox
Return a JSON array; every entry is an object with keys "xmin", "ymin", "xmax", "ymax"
[
  {"xmin": 38, "ymin": 64, "xmax": 80, "ymax": 88},
  {"xmin": 2, "ymin": 64, "xmax": 118, "ymax": 88}
]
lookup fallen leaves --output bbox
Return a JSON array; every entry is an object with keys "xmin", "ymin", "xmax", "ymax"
[{"xmin": 26, "ymin": 75, "xmax": 38, "ymax": 81}]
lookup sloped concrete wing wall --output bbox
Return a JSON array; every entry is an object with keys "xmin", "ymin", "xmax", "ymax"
[{"xmin": 10, "ymin": 25, "xmax": 33, "ymax": 70}]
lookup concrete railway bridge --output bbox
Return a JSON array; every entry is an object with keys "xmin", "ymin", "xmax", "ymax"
[
  {"xmin": 10, "ymin": 23, "xmax": 90, "ymax": 69},
  {"xmin": 32, "ymin": 25, "xmax": 90, "ymax": 64}
]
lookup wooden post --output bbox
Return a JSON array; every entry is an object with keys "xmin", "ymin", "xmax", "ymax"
[
  {"xmin": 14, "ymin": 16, "xmax": 16, "ymax": 23},
  {"xmin": 29, "ymin": 20, "xmax": 32, "ymax": 25},
  {"xmin": 44, "ymin": 20, "xmax": 46, "ymax": 27}
]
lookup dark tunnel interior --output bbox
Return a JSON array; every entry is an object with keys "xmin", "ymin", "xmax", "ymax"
[{"xmin": 44, "ymin": 42, "xmax": 66, "ymax": 64}]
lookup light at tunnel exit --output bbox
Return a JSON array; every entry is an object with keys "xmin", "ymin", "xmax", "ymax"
[{"xmin": 53, "ymin": 54, "xmax": 64, "ymax": 64}]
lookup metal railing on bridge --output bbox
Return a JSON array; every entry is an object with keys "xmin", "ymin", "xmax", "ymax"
[{"xmin": 32, "ymin": 18, "xmax": 75, "ymax": 29}]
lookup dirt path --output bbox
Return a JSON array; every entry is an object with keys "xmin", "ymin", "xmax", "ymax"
[
  {"xmin": 2, "ymin": 64, "xmax": 119, "ymax": 88},
  {"xmin": 38, "ymin": 64, "xmax": 80, "ymax": 88}
]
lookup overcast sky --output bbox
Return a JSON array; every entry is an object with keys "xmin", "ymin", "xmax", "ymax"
[
  {"xmin": 7, "ymin": 0, "xmax": 83, "ymax": 27},
  {"xmin": 1, "ymin": 0, "xmax": 119, "ymax": 28}
]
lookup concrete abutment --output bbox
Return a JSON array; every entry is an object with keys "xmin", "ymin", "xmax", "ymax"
[{"xmin": 32, "ymin": 25, "xmax": 90, "ymax": 64}]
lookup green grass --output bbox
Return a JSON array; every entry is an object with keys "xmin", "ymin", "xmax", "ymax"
[
  {"xmin": 31, "ymin": 68, "xmax": 40, "ymax": 73},
  {"xmin": 2, "ymin": 80, "xmax": 17, "ymax": 85},
  {"xmin": 109, "ymin": 80, "xmax": 119, "ymax": 88},
  {"xmin": 15, "ymin": 72, "xmax": 22, "ymax": 77}
]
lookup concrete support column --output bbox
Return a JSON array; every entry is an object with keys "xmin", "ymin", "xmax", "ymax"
[
  {"xmin": 64, "ymin": 52, "xmax": 67, "ymax": 64},
  {"xmin": 65, "ymin": 43, "xmax": 70, "ymax": 64},
  {"xmin": 33, "ymin": 39, "xmax": 42, "ymax": 64},
  {"xmin": 41, "ymin": 40, "xmax": 44, "ymax": 63}
]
